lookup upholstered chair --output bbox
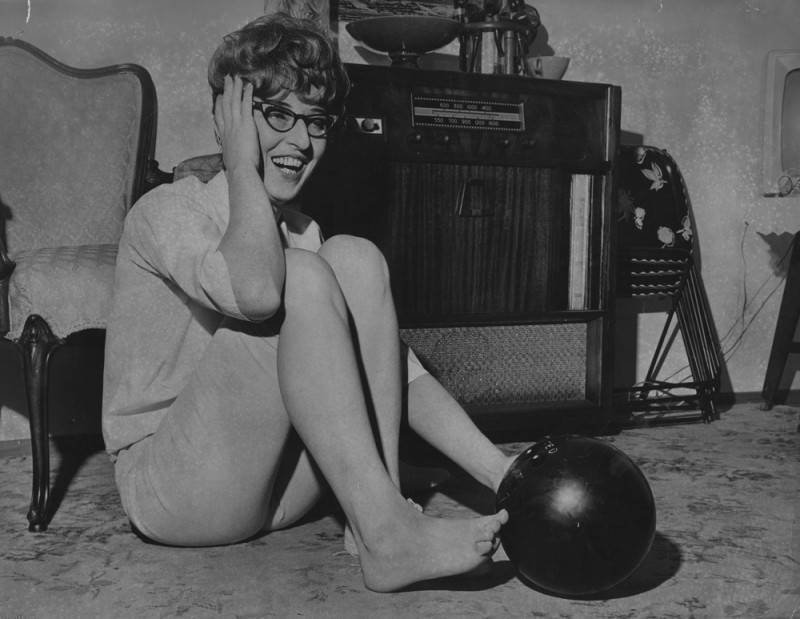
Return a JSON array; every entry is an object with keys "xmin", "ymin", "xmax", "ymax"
[{"xmin": 0, "ymin": 38, "xmax": 162, "ymax": 531}]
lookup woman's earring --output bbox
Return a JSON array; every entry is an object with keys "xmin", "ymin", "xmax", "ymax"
[{"xmin": 214, "ymin": 129, "xmax": 222, "ymax": 149}]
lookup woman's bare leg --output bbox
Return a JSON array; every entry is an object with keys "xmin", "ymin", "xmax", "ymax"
[
  {"xmin": 316, "ymin": 236, "xmax": 403, "ymax": 554},
  {"xmin": 317, "ymin": 235, "xmax": 402, "ymax": 486},
  {"xmin": 263, "ymin": 430, "xmax": 326, "ymax": 531},
  {"xmin": 317, "ymin": 235, "xmax": 514, "ymax": 495},
  {"xmin": 278, "ymin": 248, "xmax": 506, "ymax": 591},
  {"xmin": 407, "ymin": 374, "xmax": 517, "ymax": 493},
  {"xmin": 112, "ymin": 317, "xmax": 318, "ymax": 547}
]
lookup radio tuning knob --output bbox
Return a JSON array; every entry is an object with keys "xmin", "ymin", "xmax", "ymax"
[
  {"xmin": 408, "ymin": 132, "xmax": 423, "ymax": 144},
  {"xmin": 359, "ymin": 118, "xmax": 380, "ymax": 132}
]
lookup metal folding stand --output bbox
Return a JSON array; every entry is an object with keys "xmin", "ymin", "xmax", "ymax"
[{"xmin": 615, "ymin": 146, "xmax": 722, "ymax": 423}]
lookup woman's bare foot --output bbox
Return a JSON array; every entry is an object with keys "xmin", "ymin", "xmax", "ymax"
[
  {"xmin": 354, "ymin": 503, "xmax": 508, "ymax": 592},
  {"xmin": 344, "ymin": 498, "xmax": 423, "ymax": 557}
]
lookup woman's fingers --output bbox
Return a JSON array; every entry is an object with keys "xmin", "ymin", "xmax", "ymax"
[
  {"xmin": 214, "ymin": 82, "xmax": 226, "ymax": 137},
  {"xmin": 223, "ymin": 74, "xmax": 243, "ymax": 121},
  {"xmin": 241, "ymin": 78, "xmax": 253, "ymax": 115},
  {"xmin": 226, "ymin": 75, "xmax": 252, "ymax": 126},
  {"xmin": 216, "ymin": 74, "xmax": 260, "ymax": 172},
  {"xmin": 223, "ymin": 74, "xmax": 233, "ymax": 117}
]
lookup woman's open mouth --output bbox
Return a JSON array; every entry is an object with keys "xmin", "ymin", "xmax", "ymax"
[{"xmin": 271, "ymin": 155, "xmax": 305, "ymax": 177}]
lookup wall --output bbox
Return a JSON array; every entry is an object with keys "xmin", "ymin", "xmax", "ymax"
[
  {"xmin": 530, "ymin": 0, "xmax": 800, "ymax": 398},
  {"xmin": 0, "ymin": 0, "xmax": 265, "ymax": 169},
  {"xmin": 1, "ymin": 0, "xmax": 799, "ymax": 439}
]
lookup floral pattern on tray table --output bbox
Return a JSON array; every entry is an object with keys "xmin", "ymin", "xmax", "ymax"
[{"xmin": 617, "ymin": 145, "xmax": 694, "ymax": 251}]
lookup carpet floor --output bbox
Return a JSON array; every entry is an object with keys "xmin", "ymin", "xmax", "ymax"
[{"xmin": 1, "ymin": 402, "xmax": 798, "ymax": 618}]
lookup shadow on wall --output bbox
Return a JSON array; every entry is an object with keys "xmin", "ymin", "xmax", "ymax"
[
  {"xmin": 757, "ymin": 231, "xmax": 796, "ymax": 279},
  {"xmin": 526, "ymin": 24, "xmax": 556, "ymax": 57},
  {"xmin": 757, "ymin": 231, "xmax": 800, "ymax": 404}
]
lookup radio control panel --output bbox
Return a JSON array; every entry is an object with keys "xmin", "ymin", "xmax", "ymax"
[{"xmin": 341, "ymin": 63, "xmax": 618, "ymax": 172}]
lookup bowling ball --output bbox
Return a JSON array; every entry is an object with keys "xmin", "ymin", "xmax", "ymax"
[{"xmin": 496, "ymin": 435, "xmax": 656, "ymax": 597}]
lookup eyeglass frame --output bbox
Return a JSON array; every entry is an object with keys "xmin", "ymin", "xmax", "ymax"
[{"xmin": 251, "ymin": 101, "xmax": 341, "ymax": 138}]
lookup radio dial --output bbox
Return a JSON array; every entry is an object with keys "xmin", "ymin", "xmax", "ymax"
[{"xmin": 359, "ymin": 118, "xmax": 380, "ymax": 133}]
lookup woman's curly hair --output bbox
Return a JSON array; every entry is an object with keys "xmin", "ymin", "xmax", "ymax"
[{"xmin": 208, "ymin": 13, "xmax": 349, "ymax": 114}]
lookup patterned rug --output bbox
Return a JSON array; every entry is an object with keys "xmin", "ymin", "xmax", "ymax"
[{"xmin": 1, "ymin": 402, "xmax": 798, "ymax": 618}]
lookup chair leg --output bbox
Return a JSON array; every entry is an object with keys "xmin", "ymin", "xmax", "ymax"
[{"xmin": 19, "ymin": 314, "xmax": 61, "ymax": 532}]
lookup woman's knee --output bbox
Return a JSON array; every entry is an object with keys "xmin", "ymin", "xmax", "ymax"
[
  {"xmin": 283, "ymin": 248, "xmax": 346, "ymax": 314},
  {"xmin": 318, "ymin": 235, "xmax": 391, "ymax": 298}
]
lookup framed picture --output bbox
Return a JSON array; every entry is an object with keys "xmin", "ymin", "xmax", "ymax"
[
  {"xmin": 264, "ymin": 0, "xmax": 454, "ymax": 29},
  {"xmin": 336, "ymin": 1, "xmax": 453, "ymax": 21}
]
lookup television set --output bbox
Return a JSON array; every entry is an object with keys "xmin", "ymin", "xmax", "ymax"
[{"xmin": 762, "ymin": 50, "xmax": 800, "ymax": 197}]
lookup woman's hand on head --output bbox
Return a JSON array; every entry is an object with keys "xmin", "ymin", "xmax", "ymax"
[{"xmin": 214, "ymin": 74, "xmax": 261, "ymax": 174}]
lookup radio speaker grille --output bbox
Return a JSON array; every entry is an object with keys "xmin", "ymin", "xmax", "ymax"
[{"xmin": 401, "ymin": 323, "xmax": 588, "ymax": 408}]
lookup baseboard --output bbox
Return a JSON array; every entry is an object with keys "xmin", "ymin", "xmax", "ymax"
[{"xmin": 726, "ymin": 390, "xmax": 800, "ymax": 407}]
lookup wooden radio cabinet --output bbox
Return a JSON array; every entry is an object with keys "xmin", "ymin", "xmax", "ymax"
[{"xmin": 306, "ymin": 64, "xmax": 621, "ymax": 431}]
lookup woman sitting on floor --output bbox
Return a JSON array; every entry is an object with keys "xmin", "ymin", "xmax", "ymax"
[{"xmin": 102, "ymin": 12, "xmax": 516, "ymax": 592}]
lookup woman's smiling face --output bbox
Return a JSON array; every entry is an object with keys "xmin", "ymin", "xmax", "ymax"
[{"xmin": 252, "ymin": 89, "xmax": 329, "ymax": 207}]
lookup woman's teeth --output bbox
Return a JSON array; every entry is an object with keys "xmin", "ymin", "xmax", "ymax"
[{"xmin": 272, "ymin": 156, "xmax": 304, "ymax": 175}]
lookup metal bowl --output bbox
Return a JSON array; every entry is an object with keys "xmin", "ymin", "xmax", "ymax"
[{"xmin": 346, "ymin": 16, "xmax": 462, "ymax": 67}]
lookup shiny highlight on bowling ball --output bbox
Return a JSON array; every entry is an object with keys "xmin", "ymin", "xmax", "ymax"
[{"xmin": 496, "ymin": 435, "xmax": 656, "ymax": 597}]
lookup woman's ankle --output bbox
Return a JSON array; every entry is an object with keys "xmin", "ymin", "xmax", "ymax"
[{"xmin": 490, "ymin": 453, "xmax": 519, "ymax": 494}]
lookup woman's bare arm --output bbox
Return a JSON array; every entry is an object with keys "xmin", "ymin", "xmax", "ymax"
[{"xmin": 216, "ymin": 75, "xmax": 286, "ymax": 321}]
